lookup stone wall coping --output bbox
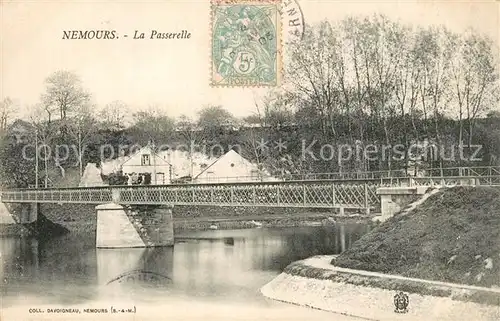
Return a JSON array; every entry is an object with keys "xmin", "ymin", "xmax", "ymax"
[
  {"xmin": 302, "ymin": 255, "xmax": 500, "ymax": 294},
  {"xmin": 377, "ymin": 186, "xmax": 429, "ymax": 195},
  {"xmin": 262, "ymin": 256, "xmax": 500, "ymax": 320},
  {"xmin": 95, "ymin": 203, "xmax": 124, "ymax": 210}
]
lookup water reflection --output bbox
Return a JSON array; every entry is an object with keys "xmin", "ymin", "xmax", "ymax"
[
  {"xmin": 180, "ymin": 224, "xmax": 368, "ymax": 271},
  {"xmin": 1, "ymin": 223, "xmax": 370, "ymax": 307},
  {"xmin": 1, "ymin": 238, "xmax": 40, "ymax": 276},
  {"xmin": 97, "ymin": 247, "xmax": 174, "ymax": 301}
]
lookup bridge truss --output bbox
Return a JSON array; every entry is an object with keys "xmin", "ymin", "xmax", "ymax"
[
  {"xmin": 2, "ymin": 167, "xmax": 500, "ymax": 212},
  {"xmin": 1, "ymin": 181, "xmax": 380, "ymax": 212}
]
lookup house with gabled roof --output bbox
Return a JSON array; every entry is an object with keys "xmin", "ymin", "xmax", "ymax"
[
  {"xmin": 157, "ymin": 149, "xmax": 217, "ymax": 181},
  {"xmin": 120, "ymin": 142, "xmax": 172, "ymax": 184},
  {"xmin": 193, "ymin": 149, "xmax": 278, "ymax": 184}
]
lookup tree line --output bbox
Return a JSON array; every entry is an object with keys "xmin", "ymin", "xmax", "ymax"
[
  {"xmin": 1, "ymin": 14, "xmax": 499, "ymax": 187},
  {"xmin": 280, "ymin": 15, "xmax": 499, "ymax": 174}
]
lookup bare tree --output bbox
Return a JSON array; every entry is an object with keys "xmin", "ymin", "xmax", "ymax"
[
  {"xmin": 413, "ymin": 27, "xmax": 454, "ymax": 173},
  {"xmin": 0, "ymin": 97, "xmax": 14, "ymax": 131},
  {"xmin": 361, "ymin": 15, "xmax": 406, "ymax": 172},
  {"xmin": 65, "ymin": 103, "xmax": 96, "ymax": 176},
  {"xmin": 176, "ymin": 115, "xmax": 204, "ymax": 179},
  {"xmin": 241, "ymin": 93, "xmax": 297, "ymax": 180},
  {"xmin": 132, "ymin": 105, "xmax": 175, "ymax": 144},
  {"xmin": 100, "ymin": 100, "xmax": 129, "ymax": 130},
  {"xmin": 394, "ymin": 26, "xmax": 420, "ymax": 174},
  {"xmin": 286, "ymin": 21, "xmax": 342, "ymax": 137},
  {"xmin": 343, "ymin": 17, "xmax": 369, "ymax": 144},
  {"xmin": 41, "ymin": 71, "xmax": 90, "ymax": 121},
  {"xmin": 29, "ymin": 104, "xmax": 56, "ymax": 188},
  {"xmin": 197, "ymin": 105, "xmax": 237, "ymax": 134},
  {"xmin": 239, "ymin": 99, "xmax": 267, "ymax": 181},
  {"xmin": 451, "ymin": 30, "xmax": 499, "ymax": 149}
]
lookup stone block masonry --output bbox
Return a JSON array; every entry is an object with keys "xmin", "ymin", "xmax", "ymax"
[
  {"xmin": 377, "ymin": 186, "xmax": 429, "ymax": 220},
  {"xmin": 127, "ymin": 205, "xmax": 174, "ymax": 247},
  {"xmin": 96, "ymin": 203, "xmax": 145, "ymax": 248},
  {"xmin": 96, "ymin": 203, "xmax": 174, "ymax": 248},
  {"xmin": 0, "ymin": 202, "xmax": 38, "ymax": 224},
  {"xmin": 0, "ymin": 202, "xmax": 17, "ymax": 224}
]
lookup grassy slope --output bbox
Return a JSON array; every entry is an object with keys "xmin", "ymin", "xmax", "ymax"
[{"xmin": 334, "ymin": 186, "xmax": 500, "ymax": 288}]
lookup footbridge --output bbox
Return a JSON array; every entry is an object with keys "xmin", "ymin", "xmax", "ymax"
[
  {"xmin": 1, "ymin": 166, "xmax": 499, "ymax": 249},
  {"xmin": 0, "ymin": 181, "xmax": 379, "ymax": 210}
]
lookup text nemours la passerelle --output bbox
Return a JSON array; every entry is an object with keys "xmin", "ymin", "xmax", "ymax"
[{"xmin": 62, "ymin": 30, "xmax": 191, "ymax": 40}]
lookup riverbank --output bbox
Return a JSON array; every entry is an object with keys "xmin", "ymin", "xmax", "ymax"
[
  {"xmin": 173, "ymin": 214, "xmax": 368, "ymax": 230},
  {"xmin": 0, "ymin": 203, "xmax": 372, "ymax": 237},
  {"xmin": 33, "ymin": 203, "xmax": 372, "ymax": 233},
  {"xmin": 335, "ymin": 186, "xmax": 500, "ymax": 288},
  {"xmin": 261, "ymin": 256, "xmax": 500, "ymax": 321},
  {"xmin": 0, "ymin": 207, "xmax": 68, "ymax": 237},
  {"xmin": 261, "ymin": 186, "xmax": 500, "ymax": 320}
]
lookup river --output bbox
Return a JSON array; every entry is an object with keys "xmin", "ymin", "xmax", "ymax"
[{"xmin": 0, "ymin": 223, "xmax": 370, "ymax": 320}]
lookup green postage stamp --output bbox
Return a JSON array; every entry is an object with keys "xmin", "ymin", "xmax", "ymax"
[{"xmin": 211, "ymin": 0, "xmax": 282, "ymax": 87}]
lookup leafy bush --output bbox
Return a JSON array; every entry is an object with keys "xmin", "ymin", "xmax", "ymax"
[{"xmin": 105, "ymin": 171, "xmax": 128, "ymax": 185}]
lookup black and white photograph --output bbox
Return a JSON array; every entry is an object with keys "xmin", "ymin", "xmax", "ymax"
[{"xmin": 1, "ymin": 0, "xmax": 499, "ymax": 320}]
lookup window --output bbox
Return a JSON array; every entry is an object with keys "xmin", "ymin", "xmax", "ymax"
[{"xmin": 141, "ymin": 154, "xmax": 151, "ymax": 166}]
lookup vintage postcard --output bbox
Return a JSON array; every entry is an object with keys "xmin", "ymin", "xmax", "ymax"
[{"xmin": 1, "ymin": 0, "xmax": 500, "ymax": 321}]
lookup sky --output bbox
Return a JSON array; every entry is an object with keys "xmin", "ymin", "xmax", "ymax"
[{"xmin": 1, "ymin": 0, "xmax": 499, "ymax": 121}]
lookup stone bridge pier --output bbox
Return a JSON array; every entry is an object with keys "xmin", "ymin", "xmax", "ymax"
[
  {"xmin": 95, "ymin": 203, "xmax": 174, "ymax": 248},
  {"xmin": 376, "ymin": 186, "xmax": 429, "ymax": 220},
  {"xmin": 0, "ymin": 202, "xmax": 38, "ymax": 224}
]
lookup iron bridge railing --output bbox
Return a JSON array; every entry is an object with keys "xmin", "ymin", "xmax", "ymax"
[
  {"xmin": 2, "ymin": 174, "xmax": 499, "ymax": 211},
  {"xmin": 1, "ymin": 181, "xmax": 380, "ymax": 211}
]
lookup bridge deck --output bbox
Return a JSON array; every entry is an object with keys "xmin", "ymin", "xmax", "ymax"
[
  {"xmin": 2, "ymin": 173, "xmax": 500, "ymax": 211},
  {"xmin": 1, "ymin": 181, "xmax": 380, "ymax": 210}
]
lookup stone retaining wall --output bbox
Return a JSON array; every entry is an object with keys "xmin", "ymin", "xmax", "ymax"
[{"xmin": 261, "ymin": 256, "xmax": 500, "ymax": 321}]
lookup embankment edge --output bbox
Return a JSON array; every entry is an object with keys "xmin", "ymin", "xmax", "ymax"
[{"xmin": 261, "ymin": 255, "xmax": 500, "ymax": 321}]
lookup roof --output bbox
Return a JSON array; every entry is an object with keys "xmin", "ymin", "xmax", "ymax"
[
  {"xmin": 158, "ymin": 149, "xmax": 217, "ymax": 178},
  {"xmin": 193, "ymin": 149, "xmax": 252, "ymax": 179},
  {"xmin": 120, "ymin": 143, "xmax": 171, "ymax": 167}
]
